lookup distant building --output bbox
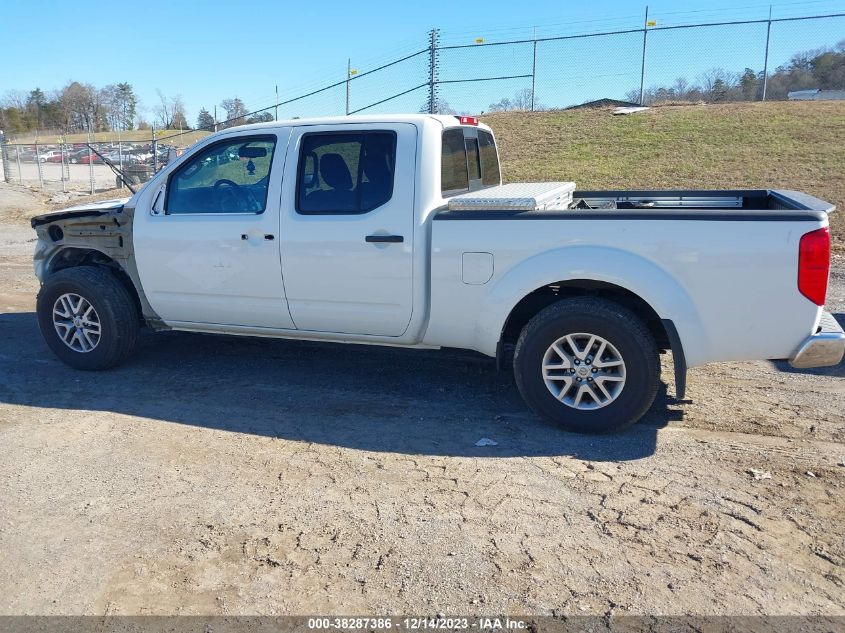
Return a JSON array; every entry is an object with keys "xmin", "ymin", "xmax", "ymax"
[
  {"xmin": 787, "ymin": 89, "xmax": 845, "ymax": 101},
  {"xmin": 565, "ymin": 98, "xmax": 641, "ymax": 110}
]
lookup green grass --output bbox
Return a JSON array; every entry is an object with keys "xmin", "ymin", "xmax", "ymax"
[
  {"xmin": 482, "ymin": 101, "xmax": 845, "ymax": 252},
  {"xmin": 12, "ymin": 129, "xmax": 211, "ymax": 146}
]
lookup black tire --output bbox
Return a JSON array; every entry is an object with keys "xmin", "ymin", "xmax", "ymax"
[
  {"xmin": 36, "ymin": 266, "xmax": 140, "ymax": 370},
  {"xmin": 513, "ymin": 297, "xmax": 660, "ymax": 434}
]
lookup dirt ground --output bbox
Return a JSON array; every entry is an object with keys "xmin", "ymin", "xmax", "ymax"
[{"xmin": 0, "ymin": 182, "xmax": 843, "ymax": 616}]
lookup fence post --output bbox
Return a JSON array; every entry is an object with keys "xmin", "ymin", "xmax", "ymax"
[
  {"xmin": 62, "ymin": 139, "xmax": 70, "ymax": 184},
  {"xmin": 0, "ymin": 131, "xmax": 11, "ymax": 184},
  {"xmin": 15, "ymin": 143, "xmax": 22, "ymax": 184},
  {"xmin": 428, "ymin": 29, "xmax": 440, "ymax": 114},
  {"xmin": 60, "ymin": 141, "xmax": 66, "ymax": 193},
  {"xmin": 86, "ymin": 130, "xmax": 94, "ymax": 194},
  {"xmin": 35, "ymin": 138, "xmax": 44, "ymax": 191},
  {"xmin": 762, "ymin": 5, "xmax": 772, "ymax": 101},
  {"xmin": 531, "ymin": 27, "xmax": 538, "ymax": 112},
  {"xmin": 639, "ymin": 6, "xmax": 649, "ymax": 105},
  {"xmin": 118, "ymin": 127, "xmax": 124, "ymax": 175},
  {"xmin": 152, "ymin": 126, "xmax": 158, "ymax": 174}
]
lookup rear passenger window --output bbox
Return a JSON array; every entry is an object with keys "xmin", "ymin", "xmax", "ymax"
[
  {"xmin": 297, "ymin": 131, "xmax": 396, "ymax": 215},
  {"xmin": 478, "ymin": 130, "xmax": 500, "ymax": 186},
  {"xmin": 441, "ymin": 129, "xmax": 469, "ymax": 195}
]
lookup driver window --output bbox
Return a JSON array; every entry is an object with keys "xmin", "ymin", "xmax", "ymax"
[{"xmin": 166, "ymin": 135, "xmax": 277, "ymax": 214}]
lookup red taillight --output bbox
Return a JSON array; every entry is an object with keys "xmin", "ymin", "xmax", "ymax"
[
  {"xmin": 457, "ymin": 115, "xmax": 478, "ymax": 125},
  {"xmin": 798, "ymin": 227, "xmax": 830, "ymax": 306}
]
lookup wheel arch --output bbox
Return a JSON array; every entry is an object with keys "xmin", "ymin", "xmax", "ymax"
[
  {"xmin": 45, "ymin": 247, "xmax": 143, "ymax": 324},
  {"xmin": 479, "ymin": 246, "xmax": 705, "ymax": 398}
]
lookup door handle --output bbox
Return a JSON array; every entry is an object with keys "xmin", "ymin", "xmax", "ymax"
[{"xmin": 365, "ymin": 234, "xmax": 404, "ymax": 243}]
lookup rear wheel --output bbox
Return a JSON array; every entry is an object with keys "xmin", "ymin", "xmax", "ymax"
[
  {"xmin": 513, "ymin": 297, "xmax": 660, "ymax": 433},
  {"xmin": 36, "ymin": 266, "xmax": 140, "ymax": 370}
]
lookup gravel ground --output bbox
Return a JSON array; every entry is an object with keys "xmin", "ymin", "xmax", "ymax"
[
  {"xmin": 0, "ymin": 183, "xmax": 843, "ymax": 616},
  {"xmin": 0, "ymin": 162, "xmax": 127, "ymax": 192}
]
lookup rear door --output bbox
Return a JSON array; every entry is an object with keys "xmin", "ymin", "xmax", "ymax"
[{"xmin": 278, "ymin": 123, "xmax": 417, "ymax": 336}]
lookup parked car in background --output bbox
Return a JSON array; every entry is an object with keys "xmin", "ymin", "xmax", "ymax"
[
  {"xmin": 75, "ymin": 151, "xmax": 104, "ymax": 165},
  {"xmin": 38, "ymin": 150, "xmax": 63, "ymax": 163},
  {"xmin": 17, "ymin": 147, "xmax": 38, "ymax": 163},
  {"xmin": 67, "ymin": 149, "xmax": 88, "ymax": 164}
]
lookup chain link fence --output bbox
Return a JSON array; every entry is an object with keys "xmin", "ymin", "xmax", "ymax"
[
  {"xmin": 0, "ymin": 136, "xmax": 188, "ymax": 192},
  {"xmin": 3, "ymin": 10, "xmax": 844, "ymax": 192}
]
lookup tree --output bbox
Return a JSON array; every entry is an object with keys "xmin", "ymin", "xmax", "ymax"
[
  {"xmin": 115, "ymin": 83, "xmax": 137, "ymax": 130},
  {"xmin": 739, "ymin": 68, "xmax": 759, "ymax": 100},
  {"xmin": 245, "ymin": 111, "xmax": 274, "ymax": 124},
  {"xmin": 60, "ymin": 81, "xmax": 102, "ymax": 132},
  {"xmin": 154, "ymin": 91, "xmax": 188, "ymax": 129},
  {"xmin": 196, "ymin": 107, "xmax": 215, "ymax": 130},
  {"xmin": 710, "ymin": 78, "xmax": 729, "ymax": 102},
  {"xmin": 26, "ymin": 88, "xmax": 46, "ymax": 128},
  {"xmin": 220, "ymin": 97, "xmax": 248, "ymax": 127},
  {"xmin": 418, "ymin": 97, "xmax": 455, "ymax": 115},
  {"xmin": 172, "ymin": 95, "xmax": 189, "ymax": 130},
  {"xmin": 487, "ymin": 88, "xmax": 542, "ymax": 112}
]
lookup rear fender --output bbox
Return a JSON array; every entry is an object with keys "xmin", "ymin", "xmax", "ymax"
[{"xmin": 477, "ymin": 245, "xmax": 708, "ymax": 366}]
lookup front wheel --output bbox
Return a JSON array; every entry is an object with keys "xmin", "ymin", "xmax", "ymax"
[
  {"xmin": 513, "ymin": 297, "xmax": 660, "ymax": 434},
  {"xmin": 36, "ymin": 266, "xmax": 140, "ymax": 370}
]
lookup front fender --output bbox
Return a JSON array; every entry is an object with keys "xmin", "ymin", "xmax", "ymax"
[{"xmin": 474, "ymin": 245, "xmax": 709, "ymax": 366}]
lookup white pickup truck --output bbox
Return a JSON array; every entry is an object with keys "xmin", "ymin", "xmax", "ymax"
[{"xmin": 30, "ymin": 114, "xmax": 844, "ymax": 433}]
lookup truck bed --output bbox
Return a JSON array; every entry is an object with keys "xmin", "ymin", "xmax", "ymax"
[
  {"xmin": 436, "ymin": 189, "xmax": 834, "ymax": 221},
  {"xmin": 428, "ymin": 187, "xmax": 832, "ymax": 367}
]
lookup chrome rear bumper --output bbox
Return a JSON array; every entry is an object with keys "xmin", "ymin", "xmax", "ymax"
[{"xmin": 789, "ymin": 312, "xmax": 845, "ymax": 369}]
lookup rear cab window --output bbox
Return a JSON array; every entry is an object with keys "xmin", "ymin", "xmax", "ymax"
[{"xmin": 440, "ymin": 124, "xmax": 500, "ymax": 197}]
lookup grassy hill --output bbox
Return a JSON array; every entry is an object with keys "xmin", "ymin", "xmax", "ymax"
[
  {"xmin": 11, "ymin": 129, "xmax": 210, "ymax": 146},
  {"xmin": 483, "ymin": 101, "xmax": 845, "ymax": 253}
]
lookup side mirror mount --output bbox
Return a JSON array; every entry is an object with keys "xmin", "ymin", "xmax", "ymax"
[{"xmin": 151, "ymin": 184, "xmax": 166, "ymax": 215}]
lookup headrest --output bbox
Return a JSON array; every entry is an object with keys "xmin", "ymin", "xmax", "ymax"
[{"xmin": 319, "ymin": 153, "xmax": 352, "ymax": 190}]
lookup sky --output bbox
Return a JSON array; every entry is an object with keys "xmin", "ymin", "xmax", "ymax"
[{"xmin": 2, "ymin": 0, "xmax": 845, "ymax": 124}]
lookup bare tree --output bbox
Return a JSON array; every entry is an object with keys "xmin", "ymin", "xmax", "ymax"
[
  {"xmin": 153, "ymin": 91, "xmax": 188, "ymax": 129},
  {"xmin": 154, "ymin": 90, "xmax": 173, "ymax": 128},
  {"xmin": 220, "ymin": 97, "xmax": 248, "ymax": 128}
]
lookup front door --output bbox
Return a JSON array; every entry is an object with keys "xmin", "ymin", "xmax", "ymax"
[
  {"xmin": 133, "ymin": 129, "xmax": 296, "ymax": 329},
  {"xmin": 278, "ymin": 123, "xmax": 417, "ymax": 336}
]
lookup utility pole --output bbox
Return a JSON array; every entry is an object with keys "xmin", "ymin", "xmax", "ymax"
[
  {"xmin": 213, "ymin": 105, "xmax": 218, "ymax": 132},
  {"xmin": 762, "ymin": 5, "xmax": 773, "ymax": 101},
  {"xmin": 346, "ymin": 59, "xmax": 351, "ymax": 116},
  {"xmin": 639, "ymin": 6, "xmax": 649, "ymax": 106},
  {"xmin": 275, "ymin": 85, "xmax": 279, "ymax": 121}
]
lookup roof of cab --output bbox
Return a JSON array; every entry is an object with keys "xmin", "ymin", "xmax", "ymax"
[{"xmin": 215, "ymin": 114, "xmax": 492, "ymax": 134}]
